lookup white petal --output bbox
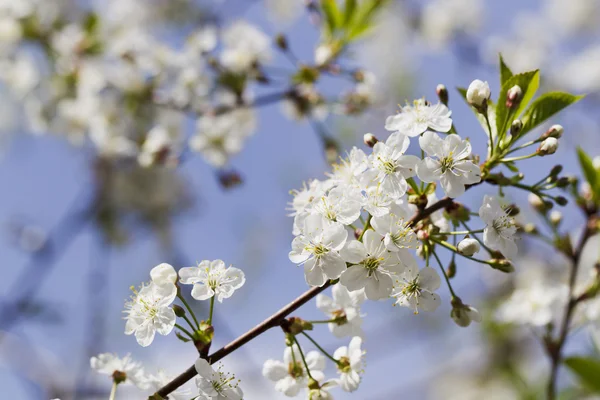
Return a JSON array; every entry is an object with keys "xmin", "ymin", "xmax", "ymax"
[
  {"xmin": 340, "ymin": 240, "xmax": 368, "ymax": 264},
  {"xmin": 416, "ymin": 158, "xmax": 442, "ymax": 183},
  {"xmin": 191, "ymin": 284, "xmax": 214, "ymax": 301},
  {"xmin": 262, "ymin": 360, "xmax": 288, "ymax": 381},
  {"xmin": 340, "ymin": 267, "xmax": 369, "ymax": 291},
  {"xmin": 418, "ymin": 267, "xmax": 441, "ymax": 291}
]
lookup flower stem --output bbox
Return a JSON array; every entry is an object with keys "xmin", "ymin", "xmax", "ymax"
[
  {"xmin": 407, "ymin": 177, "xmax": 420, "ymax": 194},
  {"xmin": 431, "ymin": 250, "xmax": 457, "ymax": 298},
  {"xmin": 301, "ymin": 331, "xmax": 341, "ymax": 366},
  {"xmin": 178, "ymin": 293, "xmax": 200, "ymax": 329},
  {"xmin": 358, "ymin": 215, "xmax": 372, "ymax": 242},
  {"xmin": 500, "ymin": 153, "xmax": 537, "ymax": 163},
  {"xmin": 207, "ymin": 296, "xmax": 216, "ymax": 326},
  {"xmin": 308, "ymin": 319, "xmax": 339, "ymax": 324},
  {"xmin": 182, "ymin": 314, "xmax": 198, "ymax": 333},
  {"xmin": 292, "ymin": 336, "xmax": 315, "ymax": 380},
  {"xmin": 432, "ymin": 229, "xmax": 484, "ymax": 236},
  {"xmin": 483, "ymin": 111, "xmax": 495, "ymax": 157},
  {"xmin": 109, "ymin": 381, "xmax": 119, "ymax": 400},
  {"xmin": 175, "ymin": 323, "xmax": 196, "ymax": 340}
]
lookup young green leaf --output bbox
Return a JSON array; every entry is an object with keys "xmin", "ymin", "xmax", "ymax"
[
  {"xmin": 499, "ymin": 54, "xmax": 513, "ymax": 86},
  {"xmin": 520, "ymin": 92, "xmax": 584, "ymax": 135},
  {"xmin": 495, "ymin": 70, "xmax": 539, "ymax": 140},
  {"xmin": 321, "ymin": 0, "xmax": 343, "ymax": 35},
  {"xmin": 347, "ymin": 0, "xmax": 385, "ymax": 39},
  {"xmin": 564, "ymin": 356, "xmax": 600, "ymax": 393},
  {"xmin": 577, "ymin": 147, "xmax": 599, "ymax": 203},
  {"xmin": 344, "ymin": 0, "xmax": 358, "ymax": 27}
]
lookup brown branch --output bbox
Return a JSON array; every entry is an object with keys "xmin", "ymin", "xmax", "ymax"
[
  {"xmin": 152, "ymin": 195, "xmax": 460, "ymax": 398},
  {"xmin": 546, "ymin": 214, "xmax": 598, "ymax": 400}
]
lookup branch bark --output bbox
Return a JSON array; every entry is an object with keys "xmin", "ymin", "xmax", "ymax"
[
  {"xmin": 546, "ymin": 214, "xmax": 598, "ymax": 400},
  {"xmin": 152, "ymin": 195, "xmax": 457, "ymax": 398}
]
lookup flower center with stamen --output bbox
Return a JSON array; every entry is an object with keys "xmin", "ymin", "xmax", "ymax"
[
  {"xmin": 337, "ymin": 356, "xmax": 352, "ymax": 373},
  {"xmin": 309, "ymin": 244, "xmax": 329, "ymax": 257},
  {"xmin": 288, "ymin": 361, "xmax": 304, "ymax": 378},
  {"xmin": 440, "ymin": 155, "xmax": 455, "ymax": 173},
  {"xmin": 361, "ymin": 257, "xmax": 381, "ymax": 276},
  {"xmin": 332, "ymin": 309, "xmax": 348, "ymax": 325},
  {"xmin": 378, "ymin": 157, "xmax": 398, "ymax": 175}
]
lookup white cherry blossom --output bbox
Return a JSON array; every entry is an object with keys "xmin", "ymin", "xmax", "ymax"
[
  {"xmin": 366, "ymin": 132, "xmax": 420, "ymax": 199},
  {"xmin": 311, "ymin": 185, "xmax": 363, "ymax": 226},
  {"xmin": 195, "ymin": 358, "xmax": 243, "ymax": 400},
  {"xmin": 479, "ymin": 195, "xmax": 518, "ymax": 259},
  {"xmin": 150, "ymin": 263, "xmax": 178, "ymax": 287},
  {"xmin": 384, "ymin": 99, "xmax": 452, "ymax": 137},
  {"xmin": 262, "ymin": 345, "xmax": 326, "ymax": 397},
  {"xmin": 416, "ymin": 131, "xmax": 481, "ymax": 198},
  {"xmin": 371, "ymin": 202, "xmax": 418, "ymax": 252},
  {"xmin": 340, "ymin": 230, "xmax": 416, "ymax": 300},
  {"xmin": 496, "ymin": 283, "xmax": 568, "ymax": 327},
  {"xmin": 179, "ymin": 260, "xmax": 245, "ymax": 302},
  {"xmin": 392, "ymin": 267, "xmax": 441, "ymax": 313},
  {"xmin": 90, "ymin": 353, "xmax": 149, "ymax": 389},
  {"xmin": 289, "ymin": 214, "xmax": 348, "ymax": 287},
  {"xmin": 146, "ymin": 370, "xmax": 191, "ymax": 400},
  {"xmin": 316, "ymin": 284, "xmax": 366, "ymax": 338},
  {"xmin": 124, "ymin": 282, "xmax": 177, "ymax": 347},
  {"xmin": 333, "ymin": 336, "xmax": 364, "ymax": 392}
]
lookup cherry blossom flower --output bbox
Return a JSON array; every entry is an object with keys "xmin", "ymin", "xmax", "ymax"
[
  {"xmin": 316, "ymin": 284, "xmax": 366, "ymax": 338},
  {"xmin": 496, "ymin": 283, "xmax": 568, "ymax": 327},
  {"xmin": 333, "ymin": 336, "xmax": 365, "ymax": 392},
  {"xmin": 366, "ymin": 132, "xmax": 420, "ymax": 199},
  {"xmin": 384, "ymin": 99, "xmax": 452, "ymax": 137},
  {"xmin": 311, "ymin": 185, "xmax": 363, "ymax": 226},
  {"xmin": 90, "ymin": 353, "xmax": 149, "ymax": 389},
  {"xmin": 416, "ymin": 131, "xmax": 481, "ymax": 198},
  {"xmin": 146, "ymin": 370, "xmax": 191, "ymax": 400},
  {"xmin": 328, "ymin": 147, "xmax": 369, "ymax": 187},
  {"xmin": 450, "ymin": 300, "xmax": 482, "ymax": 327},
  {"xmin": 194, "ymin": 358, "xmax": 243, "ymax": 400},
  {"xmin": 340, "ymin": 230, "xmax": 415, "ymax": 300},
  {"xmin": 262, "ymin": 344, "xmax": 325, "ymax": 397},
  {"xmin": 479, "ymin": 195, "xmax": 518, "ymax": 259},
  {"xmin": 371, "ymin": 202, "xmax": 418, "ymax": 252},
  {"xmin": 220, "ymin": 21, "xmax": 271, "ymax": 73},
  {"xmin": 392, "ymin": 267, "xmax": 441, "ymax": 313},
  {"xmin": 124, "ymin": 282, "xmax": 177, "ymax": 347},
  {"xmin": 289, "ymin": 214, "xmax": 348, "ymax": 287},
  {"xmin": 178, "ymin": 260, "xmax": 245, "ymax": 302}
]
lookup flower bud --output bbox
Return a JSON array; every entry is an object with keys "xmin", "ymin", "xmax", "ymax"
[
  {"xmin": 510, "ymin": 119, "xmax": 523, "ymax": 137},
  {"xmin": 546, "ymin": 124, "xmax": 564, "ymax": 139},
  {"xmin": 505, "ymin": 85, "xmax": 523, "ymax": 109},
  {"xmin": 550, "ymin": 165, "xmax": 563, "ymax": 177},
  {"xmin": 466, "ymin": 79, "xmax": 491, "ymax": 110},
  {"xmin": 446, "ymin": 259, "xmax": 456, "ymax": 278},
  {"xmin": 550, "ymin": 210, "xmax": 562, "ymax": 226},
  {"xmin": 353, "ymin": 69, "xmax": 365, "ymax": 82},
  {"xmin": 555, "ymin": 196, "xmax": 568, "ymax": 206},
  {"xmin": 218, "ymin": 170, "xmax": 243, "ymax": 189},
  {"xmin": 363, "ymin": 133, "xmax": 378, "ymax": 148},
  {"xmin": 538, "ymin": 137, "xmax": 558, "ymax": 156},
  {"xmin": 555, "ymin": 177, "xmax": 570, "ymax": 188},
  {"xmin": 505, "ymin": 204, "xmax": 520, "ymax": 217},
  {"xmin": 528, "ymin": 193, "xmax": 546, "ymax": 212},
  {"xmin": 450, "ymin": 297, "xmax": 482, "ymax": 327},
  {"xmin": 172, "ymin": 304, "xmax": 186, "ymax": 318},
  {"xmin": 275, "ymin": 34, "xmax": 288, "ymax": 50},
  {"xmin": 436, "ymin": 84, "xmax": 448, "ymax": 105},
  {"xmin": 457, "ymin": 238, "xmax": 480, "ymax": 256},
  {"xmin": 489, "ymin": 259, "xmax": 514, "ymax": 273},
  {"xmin": 524, "ymin": 223, "xmax": 537, "ymax": 234},
  {"xmin": 417, "ymin": 230, "xmax": 429, "ymax": 240}
]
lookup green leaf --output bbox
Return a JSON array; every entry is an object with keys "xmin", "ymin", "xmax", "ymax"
[
  {"xmin": 577, "ymin": 147, "xmax": 600, "ymax": 203},
  {"xmin": 495, "ymin": 70, "xmax": 539, "ymax": 139},
  {"xmin": 344, "ymin": 0, "xmax": 358, "ymax": 26},
  {"xmin": 321, "ymin": 0, "xmax": 343, "ymax": 35},
  {"xmin": 499, "ymin": 54, "xmax": 513, "ymax": 86},
  {"xmin": 347, "ymin": 0, "xmax": 385, "ymax": 39},
  {"xmin": 564, "ymin": 356, "xmax": 600, "ymax": 393},
  {"xmin": 520, "ymin": 92, "xmax": 584, "ymax": 135}
]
